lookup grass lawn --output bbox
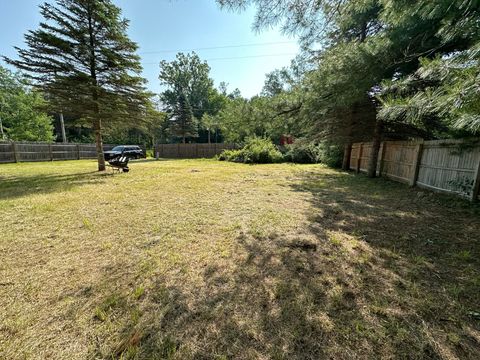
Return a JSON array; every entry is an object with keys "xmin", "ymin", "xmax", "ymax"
[{"xmin": 0, "ymin": 159, "xmax": 479, "ymax": 359}]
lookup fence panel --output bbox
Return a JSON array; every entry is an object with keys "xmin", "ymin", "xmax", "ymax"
[
  {"xmin": 349, "ymin": 144, "xmax": 360, "ymax": 171},
  {"xmin": 417, "ymin": 140, "xmax": 480, "ymax": 197},
  {"xmin": 0, "ymin": 142, "xmax": 142, "ymax": 163},
  {"xmin": 16, "ymin": 142, "xmax": 51, "ymax": 162},
  {"xmin": 154, "ymin": 143, "xmax": 236, "ymax": 159},
  {"xmin": 51, "ymin": 144, "xmax": 78, "ymax": 161},
  {"xmin": 349, "ymin": 138, "xmax": 480, "ymax": 200},
  {"xmin": 381, "ymin": 141, "xmax": 418, "ymax": 184},
  {"xmin": 0, "ymin": 142, "xmax": 15, "ymax": 163}
]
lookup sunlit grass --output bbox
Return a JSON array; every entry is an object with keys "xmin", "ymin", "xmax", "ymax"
[{"xmin": 0, "ymin": 159, "xmax": 479, "ymax": 359}]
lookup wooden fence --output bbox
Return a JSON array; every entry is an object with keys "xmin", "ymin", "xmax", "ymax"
[
  {"xmin": 350, "ymin": 139, "xmax": 480, "ymax": 201},
  {"xmin": 154, "ymin": 143, "xmax": 237, "ymax": 159},
  {"xmin": 0, "ymin": 142, "xmax": 145, "ymax": 163}
]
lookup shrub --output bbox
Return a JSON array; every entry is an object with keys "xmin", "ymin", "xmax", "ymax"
[
  {"xmin": 217, "ymin": 149, "xmax": 245, "ymax": 162},
  {"xmin": 317, "ymin": 143, "xmax": 343, "ymax": 168},
  {"xmin": 218, "ymin": 137, "xmax": 283, "ymax": 164},
  {"xmin": 283, "ymin": 138, "xmax": 343, "ymax": 167},
  {"xmin": 283, "ymin": 139, "xmax": 322, "ymax": 164}
]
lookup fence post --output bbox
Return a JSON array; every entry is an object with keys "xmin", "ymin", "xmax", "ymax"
[
  {"xmin": 378, "ymin": 142, "xmax": 386, "ymax": 177},
  {"xmin": 49, "ymin": 143, "xmax": 53, "ymax": 161},
  {"xmin": 77, "ymin": 144, "xmax": 81, "ymax": 160},
  {"xmin": 471, "ymin": 156, "xmax": 480, "ymax": 202},
  {"xmin": 410, "ymin": 141, "xmax": 424, "ymax": 187},
  {"xmin": 11, "ymin": 141, "xmax": 18, "ymax": 163},
  {"xmin": 356, "ymin": 143, "xmax": 363, "ymax": 174}
]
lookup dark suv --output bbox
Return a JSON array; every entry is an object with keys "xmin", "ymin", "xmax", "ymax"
[{"xmin": 104, "ymin": 145, "xmax": 144, "ymax": 160}]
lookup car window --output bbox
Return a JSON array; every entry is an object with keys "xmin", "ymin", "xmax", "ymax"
[{"xmin": 112, "ymin": 146, "xmax": 124, "ymax": 151}]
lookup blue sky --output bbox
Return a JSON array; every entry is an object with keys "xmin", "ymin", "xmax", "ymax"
[{"xmin": 0, "ymin": 0, "xmax": 299, "ymax": 98}]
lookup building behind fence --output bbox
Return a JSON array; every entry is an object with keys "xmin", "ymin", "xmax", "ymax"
[
  {"xmin": 0, "ymin": 142, "xmax": 145, "ymax": 163},
  {"xmin": 350, "ymin": 139, "xmax": 480, "ymax": 201},
  {"xmin": 154, "ymin": 143, "xmax": 236, "ymax": 159}
]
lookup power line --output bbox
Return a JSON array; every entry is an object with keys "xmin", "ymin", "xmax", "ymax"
[
  {"xmin": 140, "ymin": 41, "xmax": 297, "ymax": 55},
  {"xmin": 142, "ymin": 52, "xmax": 297, "ymax": 65}
]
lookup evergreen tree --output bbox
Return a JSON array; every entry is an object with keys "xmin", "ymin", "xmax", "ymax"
[
  {"xmin": 169, "ymin": 93, "xmax": 198, "ymax": 143},
  {"xmin": 4, "ymin": 0, "xmax": 147, "ymax": 171},
  {"xmin": 218, "ymin": 0, "xmax": 480, "ymax": 175}
]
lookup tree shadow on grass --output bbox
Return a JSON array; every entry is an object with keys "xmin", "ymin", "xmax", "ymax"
[
  {"xmin": 0, "ymin": 171, "xmax": 107, "ymax": 200},
  {"xmin": 89, "ymin": 170, "xmax": 480, "ymax": 359}
]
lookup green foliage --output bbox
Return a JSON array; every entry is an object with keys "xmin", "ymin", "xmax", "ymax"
[
  {"xmin": 218, "ymin": 0, "xmax": 480, "ymax": 159},
  {"xmin": 379, "ymin": 43, "xmax": 480, "ymax": 135},
  {"xmin": 218, "ymin": 137, "xmax": 283, "ymax": 164},
  {"xmin": 4, "ymin": 0, "xmax": 148, "ymax": 170},
  {"xmin": 214, "ymin": 88, "xmax": 304, "ymax": 143},
  {"xmin": 217, "ymin": 149, "xmax": 244, "ymax": 162},
  {"xmin": 283, "ymin": 139, "xmax": 343, "ymax": 167},
  {"xmin": 159, "ymin": 52, "xmax": 228, "ymax": 142},
  {"xmin": 169, "ymin": 92, "xmax": 198, "ymax": 143},
  {"xmin": 159, "ymin": 52, "xmax": 214, "ymax": 120},
  {"xmin": 0, "ymin": 66, "xmax": 54, "ymax": 141},
  {"xmin": 283, "ymin": 139, "xmax": 322, "ymax": 164},
  {"xmin": 317, "ymin": 142, "xmax": 344, "ymax": 168}
]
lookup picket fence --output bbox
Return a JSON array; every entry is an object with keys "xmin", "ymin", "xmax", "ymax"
[{"xmin": 350, "ymin": 139, "xmax": 480, "ymax": 201}]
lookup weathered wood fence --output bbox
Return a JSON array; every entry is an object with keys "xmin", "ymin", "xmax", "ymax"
[
  {"xmin": 154, "ymin": 143, "xmax": 237, "ymax": 159},
  {"xmin": 0, "ymin": 141, "xmax": 145, "ymax": 163},
  {"xmin": 350, "ymin": 139, "xmax": 480, "ymax": 201}
]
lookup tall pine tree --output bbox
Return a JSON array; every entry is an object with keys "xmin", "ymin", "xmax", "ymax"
[
  {"xmin": 4, "ymin": 0, "xmax": 147, "ymax": 171},
  {"xmin": 170, "ymin": 92, "xmax": 198, "ymax": 143}
]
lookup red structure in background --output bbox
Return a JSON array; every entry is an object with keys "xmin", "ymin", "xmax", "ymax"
[{"xmin": 280, "ymin": 135, "xmax": 294, "ymax": 145}]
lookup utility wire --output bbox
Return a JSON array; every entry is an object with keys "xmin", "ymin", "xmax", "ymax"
[
  {"xmin": 142, "ymin": 52, "xmax": 297, "ymax": 65},
  {"xmin": 140, "ymin": 41, "xmax": 297, "ymax": 55}
]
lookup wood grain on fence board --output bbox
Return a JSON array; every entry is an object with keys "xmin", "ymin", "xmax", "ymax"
[{"xmin": 350, "ymin": 138, "xmax": 480, "ymax": 201}]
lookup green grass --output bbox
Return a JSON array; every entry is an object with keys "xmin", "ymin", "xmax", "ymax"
[{"xmin": 0, "ymin": 159, "xmax": 479, "ymax": 359}]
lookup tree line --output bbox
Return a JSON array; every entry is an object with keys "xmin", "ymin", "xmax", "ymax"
[
  {"xmin": 1, "ymin": 0, "xmax": 479, "ymax": 172},
  {"xmin": 215, "ymin": 0, "xmax": 480, "ymax": 176}
]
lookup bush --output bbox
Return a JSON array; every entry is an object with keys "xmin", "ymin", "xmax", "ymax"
[
  {"xmin": 283, "ymin": 139, "xmax": 322, "ymax": 164},
  {"xmin": 283, "ymin": 138, "xmax": 343, "ymax": 167},
  {"xmin": 217, "ymin": 149, "xmax": 245, "ymax": 162},
  {"xmin": 317, "ymin": 143, "xmax": 343, "ymax": 168},
  {"xmin": 218, "ymin": 137, "xmax": 283, "ymax": 164}
]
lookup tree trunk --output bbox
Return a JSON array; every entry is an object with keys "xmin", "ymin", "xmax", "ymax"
[
  {"xmin": 207, "ymin": 130, "xmax": 211, "ymax": 144},
  {"xmin": 342, "ymin": 142, "xmax": 352, "ymax": 170},
  {"xmin": 93, "ymin": 118, "xmax": 105, "ymax": 171},
  {"xmin": 87, "ymin": 6, "xmax": 104, "ymax": 171},
  {"xmin": 59, "ymin": 111, "xmax": 67, "ymax": 143},
  {"xmin": 367, "ymin": 119, "xmax": 383, "ymax": 178},
  {"xmin": 182, "ymin": 135, "xmax": 186, "ymax": 144}
]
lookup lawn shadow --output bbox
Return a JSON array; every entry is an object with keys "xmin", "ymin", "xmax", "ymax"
[
  {"xmin": 84, "ymin": 169, "xmax": 480, "ymax": 359},
  {"xmin": 0, "ymin": 171, "xmax": 107, "ymax": 200}
]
